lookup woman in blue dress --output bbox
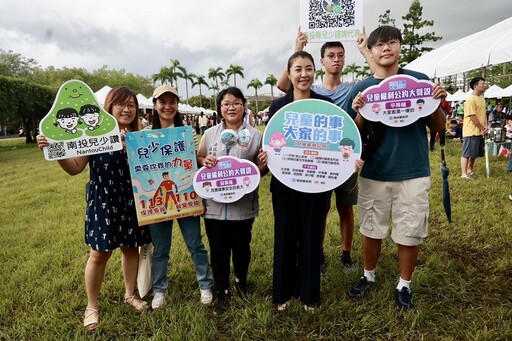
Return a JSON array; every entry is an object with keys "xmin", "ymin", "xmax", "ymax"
[{"xmin": 37, "ymin": 87, "xmax": 151, "ymax": 330}]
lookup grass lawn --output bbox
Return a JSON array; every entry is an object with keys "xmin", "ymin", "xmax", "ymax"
[{"xmin": 0, "ymin": 136, "xmax": 511, "ymax": 340}]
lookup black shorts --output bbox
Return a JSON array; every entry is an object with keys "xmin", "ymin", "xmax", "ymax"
[{"xmin": 329, "ymin": 172, "xmax": 358, "ymax": 206}]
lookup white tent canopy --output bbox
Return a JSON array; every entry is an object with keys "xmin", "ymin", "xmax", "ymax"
[
  {"xmin": 136, "ymin": 93, "xmax": 153, "ymax": 109},
  {"xmin": 94, "ymin": 85, "xmax": 112, "ymax": 106},
  {"xmin": 484, "ymin": 85, "xmax": 508, "ymax": 99},
  {"xmin": 405, "ymin": 16, "xmax": 512, "ymax": 78},
  {"xmin": 502, "ymin": 84, "xmax": 512, "ymax": 97},
  {"xmin": 446, "ymin": 89, "xmax": 471, "ymax": 102}
]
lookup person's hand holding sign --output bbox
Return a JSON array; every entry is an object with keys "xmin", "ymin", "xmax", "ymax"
[{"xmin": 202, "ymin": 154, "xmax": 218, "ymax": 168}]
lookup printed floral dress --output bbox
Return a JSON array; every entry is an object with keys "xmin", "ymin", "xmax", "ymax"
[{"xmin": 85, "ymin": 150, "xmax": 151, "ymax": 251}]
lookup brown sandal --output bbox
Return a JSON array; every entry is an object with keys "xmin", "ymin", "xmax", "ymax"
[
  {"xmin": 124, "ymin": 294, "xmax": 149, "ymax": 312},
  {"xmin": 83, "ymin": 307, "xmax": 99, "ymax": 330}
]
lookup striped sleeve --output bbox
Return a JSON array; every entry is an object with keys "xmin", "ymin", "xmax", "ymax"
[{"xmin": 192, "ymin": 129, "xmax": 199, "ymax": 152}]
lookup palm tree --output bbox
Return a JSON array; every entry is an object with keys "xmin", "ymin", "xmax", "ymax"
[
  {"xmin": 247, "ymin": 78, "xmax": 263, "ymax": 113},
  {"xmin": 179, "ymin": 68, "xmax": 195, "ymax": 104},
  {"xmin": 315, "ymin": 69, "xmax": 325, "ymax": 83},
  {"xmin": 356, "ymin": 65, "xmax": 371, "ymax": 80},
  {"xmin": 152, "ymin": 66, "xmax": 172, "ymax": 85},
  {"xmin": 168, "ymin": 58, "xmax": 184, "ymax": 88},
  {"xmin": 264, "ymin": 74, "xmax": 277, "ymax": 100},
  {"xmin": 209, "ymin": 83, "xmax": 220, "ymax": 109},
  {"xmin": 207, "ymin": 67, "xmax": 225, "ymax": 98},
  {"xmin": 341, "ymin": 68, "xmax": 349, "ymax": 82},
  {"xmin": 344, "ymin": 63, "xmax": 360, "ymax": 82},
  {"xmin": 225, "ymin": 64, "xmax": 244, "ymax": 87},
  {"xmin": 221, "ymin": 79, "xmax": 230, "ymax": 88},
  {"xmin": 192, "ymin": 75, "xmax": 209, "ymax": 107}
]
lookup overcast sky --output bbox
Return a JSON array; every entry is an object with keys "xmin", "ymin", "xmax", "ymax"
[{"xmin": 1, "ymin": 0, "xmax": 511, "ymax": 98}]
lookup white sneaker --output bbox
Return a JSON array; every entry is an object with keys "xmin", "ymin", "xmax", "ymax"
[
  {"xmin": 151, "ymin": 292, "xmax": 166, "ymax": 309},
  {"xmin": 199, "ymin": 288, "xmax": 213, "ymax": 305}
]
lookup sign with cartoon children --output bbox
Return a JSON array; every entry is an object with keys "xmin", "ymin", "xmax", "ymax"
[
  {"xmin": 38, "ymin": 80, "xmax": 123, "ymax": 160},
  {"xmin": 357, "ymin": 74, "xmax": 441, "ymax": 127},
  {"xmin": 125, "ymin": 126, "xmax": 204, "ymax": 225},
  {"xmin": 263, "ymin": 99, "xmax": 361, "ymax": 193},
  {"xmin": 193, "ymin": 156, "xmax": 261, "ymax": 203},
  {"xmin": 300, "ymin": 0, "xmax": 364, "ymax": 43}
]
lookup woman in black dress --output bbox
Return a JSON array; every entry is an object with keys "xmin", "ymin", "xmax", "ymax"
[{"xmin": 37, "ymin": 87, "xmax": 151, "ymax": 330}]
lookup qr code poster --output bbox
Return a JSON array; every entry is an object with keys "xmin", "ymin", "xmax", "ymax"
[
  {"xmin": 39, "ymin": 80, "xmax": 123, "ymax": 161},
  {"xmin": 300, "ymin": 0, "xmax": 363, "ymax": 43}
]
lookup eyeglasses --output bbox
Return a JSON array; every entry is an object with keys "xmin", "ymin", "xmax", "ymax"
[
  {"xmin": 220, "ymin": 102, "xmax": 244, "ymax": 109},
  {"xmin": 114, "ymin": 103, "xmax": 137, "ymax": 111},
  {"xmin": 371, "ymin": 39, "xmax": 400, "ymax": 50},
  {"xmin": 324, "ymin": 53, "xmax": 345, "ymax": 60}
]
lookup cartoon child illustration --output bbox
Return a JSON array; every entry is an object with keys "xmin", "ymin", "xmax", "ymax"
[
  {"xmin": 202, "ymin": 181, "xmax": 212, "ymax": 192},
  {"xmin": 79, "ymin": 104, "xmax": 101, "ymax": 130},
  {"xmin": 416, "ymin": 99, "xmax": 425, "ymax": 111},
  {"xmin": 338, "ymin": 138, "xmax": 356, "ymax": 159},
  {"xmin": 242, "ymin": 176, "xmax": 251, "ymax": 187},
  {"xmin": 372, "ymin": 103, "xmax": 382, "ymax": 114},
  {"xmin": 54, "ymin": 108, "xmax": 81, "ymax": 134},
  {"xmin": 269, "ymin": 132, "xmax": 286, "ymax": 153},
  {"xmin": 154, "ymin": 172, "xmax": 179, "ymax": 213}
]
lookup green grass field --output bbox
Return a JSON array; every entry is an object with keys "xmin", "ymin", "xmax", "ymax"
[{"xmin": 0, "ymin": 136, "xmax": 511, "ymax": 340}]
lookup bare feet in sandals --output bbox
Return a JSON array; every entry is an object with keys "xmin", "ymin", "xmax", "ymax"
[
  {"xmin": 83, "ymin": 307, "xmax": 99, "ymax": 330},
  {"xmin": 124, "ymin": 295, "xmax": 149, "ymax": 312}
]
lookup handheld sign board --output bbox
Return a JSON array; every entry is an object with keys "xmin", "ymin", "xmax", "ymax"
[
  {"xmin": 358, "ymin": 74, "xmax": 440, "ymax": 127},
  {"xmin": 193, "ymin": 155, "xmax": 260, "ymax": 204},
  {"xmin": 263, "ymin": 99, "xmax": 361, "ymax": 193},
  {"xmin": 39, "ymin": 80, "xmax": 123, "ymax": 160},
  {"xmin": 125, "ymin": 126, "xmax": 204, "ymax": 226}
]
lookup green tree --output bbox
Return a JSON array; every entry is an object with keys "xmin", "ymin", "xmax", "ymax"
[
  {"xmin": 378, "ymin": 9, "xmax": 396, "ymax": 27},
  {"xmin": 188, "ymin": 95, "xmax": 211, "ymax": 109},
  {"xmin": 344, "ymin": 63, "xmax": 360, "ymax": 82},
  {"xmin": 209, "ymin": 82, "xmax": 220, "ymax": 109},
  {"xmin": 0, "ymin": 49, "xmax": 39, "ymax": 79},
  {"xmin": 400, "ymin": 0, "xmax": 442, "ymax": 66},
  {"xmin": 168, "ymin": 58, "xmax": 184, "ymax": 88},
  {"xmin": 356, "ymin": 65, "xmax": 372, "ymax": 80},
  {"xmin": 0, "ymin": 75, "xmax": 54, "ymax": 142},
  {"xmin": 179, "ymin": 68, "xmax": 194, "ymax": 104},
  {"xmin": 192, "ymin": 75, "xmax": 209, "ymax": 107},
  {"xmin": 225, "ymin": 64, "xmax": 244, "ymax": 87},
  {"xmin": 208, "ymin": 67, "xmax": 225, "ymax": 108},
  {"xmin": 208, "ymin": 67, "xmax": 225, "ymax": 94},
  {"xmin": 315, "ymin": 69, "xmax": 325, "ymax": 83},
  {"xmin": 247, "ymin": 78, "xmax": 263, "ymax": 113},
  {"xmin": 152, "ymin": 66, "xmax": 172, "ymax": 85},
  {"xmin": 221, "ymin": 79, "xmax": 230, "ymax": 88},
  {"xmin": 264, "ymin": 74, "xmax": 278, "ymax": 100}
]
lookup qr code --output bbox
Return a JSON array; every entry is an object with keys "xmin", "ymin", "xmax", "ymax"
[
  {"xmin": 47, "ymin": 141, "xmax": 66, "ymax": 159},
  {"xmin": 309, "ymin": 0, "xmax": 355, "ymax": 29}
]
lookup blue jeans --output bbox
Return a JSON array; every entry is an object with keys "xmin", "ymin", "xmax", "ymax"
[{"xmin": 149, "ymin": 216, "xmax": 213, "ymax": 293}]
